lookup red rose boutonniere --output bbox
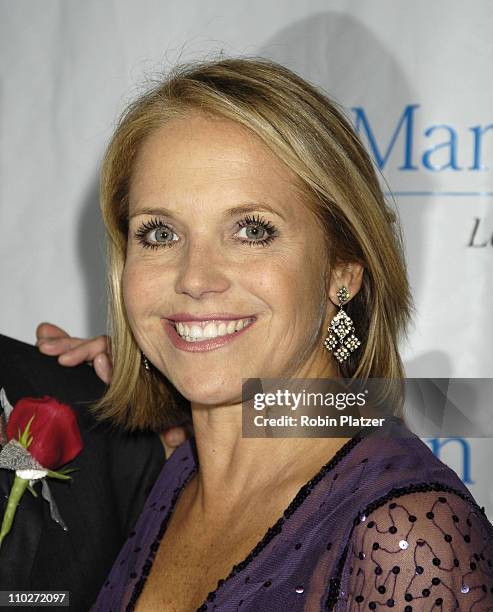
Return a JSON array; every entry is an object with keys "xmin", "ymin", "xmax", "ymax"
[{"xmin": 0, "ymin": 388, "xmax": 83, "ymax": 548}]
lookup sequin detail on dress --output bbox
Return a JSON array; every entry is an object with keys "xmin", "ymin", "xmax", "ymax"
[{"xmin": 327, "ymin": 486, "xmax": 493, "ymax": 610}]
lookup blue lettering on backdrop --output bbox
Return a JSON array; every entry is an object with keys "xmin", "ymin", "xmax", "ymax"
[
  {"xmin": 352, "ymin": 104, "xmax": 419, "ymax": 171},
  {"xmin": 469, "ymin": 124, "xmax": 493, "ymax": 170},
  {"xmin": 352, "ymin": 105, "xmax": 492, "ymax": 173},
  {"xmin": 422, "ymin": 125, "xmax": 461, "ymax": 171},
  {"xmin": 426, "ymin": 438, "xmax": 473, "ymax": 485}
]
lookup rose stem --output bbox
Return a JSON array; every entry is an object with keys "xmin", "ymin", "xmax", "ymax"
[{"xmin": 0, "ymin": 475, "xmax": 29, "ymax": 549}]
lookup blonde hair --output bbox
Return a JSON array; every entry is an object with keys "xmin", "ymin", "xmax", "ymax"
[{"xmin": 94, "ymin": 56, "xmax": 413, "ymax": 431}]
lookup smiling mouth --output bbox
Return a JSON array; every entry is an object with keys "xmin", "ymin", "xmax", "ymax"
[{"xmin": 171, "ymin": 317, "xmax": 256, "ymax": 342}]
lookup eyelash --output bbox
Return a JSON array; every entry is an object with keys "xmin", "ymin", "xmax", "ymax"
[{"xmin": 133, "ymin": 214, "xmax": 279, "ymax": 250}]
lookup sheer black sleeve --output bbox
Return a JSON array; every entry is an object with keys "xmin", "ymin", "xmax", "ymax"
[{"xmin": 338, "ymin": 489, "xmax": 493, "ymax": 610}]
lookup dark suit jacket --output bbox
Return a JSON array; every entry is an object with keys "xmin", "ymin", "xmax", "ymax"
[{"xmin": 0, "ymin": 335, "xmax": 166, "ymax": 611}]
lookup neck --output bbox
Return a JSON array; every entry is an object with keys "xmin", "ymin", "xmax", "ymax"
[
  {"xmin": 187, "ymin": 357, "xmax": 349, "ymax": 514},
  {"xmin": 193, "ymin": 407, "xmax": 349, "ymax": 490}
]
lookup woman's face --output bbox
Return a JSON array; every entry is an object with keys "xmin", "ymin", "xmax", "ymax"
[{"xmin": 124, "ymin": 113, "xmax": 337, "ymax": 406}]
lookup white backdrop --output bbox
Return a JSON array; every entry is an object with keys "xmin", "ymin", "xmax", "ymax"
[{"xmin": 1, "ymin": 1, "xmax": 492, "ymax": 515}]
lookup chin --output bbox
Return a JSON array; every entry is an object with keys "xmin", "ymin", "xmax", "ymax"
[{"xmin": 178, "ymin": 381, "xmax": 242, "ymax": 407}]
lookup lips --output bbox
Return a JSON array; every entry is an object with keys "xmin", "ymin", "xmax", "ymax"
[{"xmin": 162, "ymin": 316, "xmax": 257, "ymax": 352}]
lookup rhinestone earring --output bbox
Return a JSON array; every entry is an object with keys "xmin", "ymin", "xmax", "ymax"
[
  {"xmin": 324, "ymin": 286, "xmax": 361, "ymax": 363},
  {"xmin": 141, "ymin": 352, "xmax": 151, "ymax": 372}
]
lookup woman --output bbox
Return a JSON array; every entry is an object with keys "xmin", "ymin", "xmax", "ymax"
[{"xmin": 42, "ymin": 57, "xmax": 493, "ymax": 610}]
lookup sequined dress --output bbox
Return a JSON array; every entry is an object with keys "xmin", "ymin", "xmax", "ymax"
[{"xmin": 92, "ymin": 417, "xmax": 493, "ymax": 611}]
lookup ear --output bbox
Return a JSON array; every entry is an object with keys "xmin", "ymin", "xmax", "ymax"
[{"xmin": 328, "ymin": 261, "xmax": 364, "ymax": 305}]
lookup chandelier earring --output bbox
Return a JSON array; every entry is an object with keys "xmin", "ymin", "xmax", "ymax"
[
  {"xmin": 141, "ymin": 351, "xmax": 151, "ymax": 372},
  {"xmin": 323, "ymin": 286, "xmax": 361, "ymax": 363}
]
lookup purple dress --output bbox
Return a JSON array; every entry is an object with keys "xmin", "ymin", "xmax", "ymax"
[{"xmin": 93, "ymin": 417, "xmax": 493, "ymax": 611}]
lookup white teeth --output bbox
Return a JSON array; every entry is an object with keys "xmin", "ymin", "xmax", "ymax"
[
  {"xmin": 203, "ymin": 323, "xmax": 217, "ymax": 338},
  {"xmin": 190, "ymin": 325, "xmax": 203, "ymax": 339},
  {"xmin": 174, "ymin": 318, "xmax": 254, "ymax": 342}
]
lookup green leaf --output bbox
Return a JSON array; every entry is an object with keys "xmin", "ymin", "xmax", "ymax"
[
  {"xmin": 17, "ymin": 415, "xmax": 36, "ymax": 449},
  {"xmin": 46, "ymin": 469, "xmax": 72, "ymax": 481},
  {"xmin": 57, "ymin": 467, "xmax": 78, "ymax": 475}
]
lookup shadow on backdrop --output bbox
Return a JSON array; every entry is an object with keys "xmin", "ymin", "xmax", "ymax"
[{"xmin": 78, "ymin": 179, "xmax": 107, "ymax": 336}]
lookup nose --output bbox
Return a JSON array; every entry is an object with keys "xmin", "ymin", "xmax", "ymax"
[{"xmin": 174, "ymin": 237, "xmax": 231, "ymax": 299}]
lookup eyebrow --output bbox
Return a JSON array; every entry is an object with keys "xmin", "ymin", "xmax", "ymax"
[{"xmin": 129, "ymin": 202, "xmax": 286, "ymax": 221}]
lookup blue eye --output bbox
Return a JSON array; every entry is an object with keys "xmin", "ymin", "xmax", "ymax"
[
  {"xmin": 134, "ymin": 218, "xmax": 178, "ymax": 249},
  {"xmin": 235, "ymin": 214, "xmax": 278, "ymax": 247},
  {"xmin": 237, "ymin": 225, "xmax": 268, "ymax": 240},
  {"xmin": 148, "ymin": 227, "xmax": 177, "ymax": 244}
]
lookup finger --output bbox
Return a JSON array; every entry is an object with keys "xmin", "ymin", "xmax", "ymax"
[
  {"xmin": 57, "ymin": 336, "xmax": 109, "ymax": 366},
  {"xmin": 161, "ymin": 426, "xmax": 187, "ymax": 449},
  {"xmin": 37, "ymin": 336, "xmax": 90, "ymax": 356},
  {"xmin": 93, "ymin": 353, "xmax": 113, "ymax": 384},
  {"xmin": 37, "ymin": 337, "xmax": 86, "ymax": 355},
  {"xmin": 36, "ymin": 322, "xmax": 70, "ymax": 343}
]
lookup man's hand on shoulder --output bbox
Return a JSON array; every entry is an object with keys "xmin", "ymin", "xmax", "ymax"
[{"xmin": 36, "ymin": 322, "xmax": 113, "ymax": 383}]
